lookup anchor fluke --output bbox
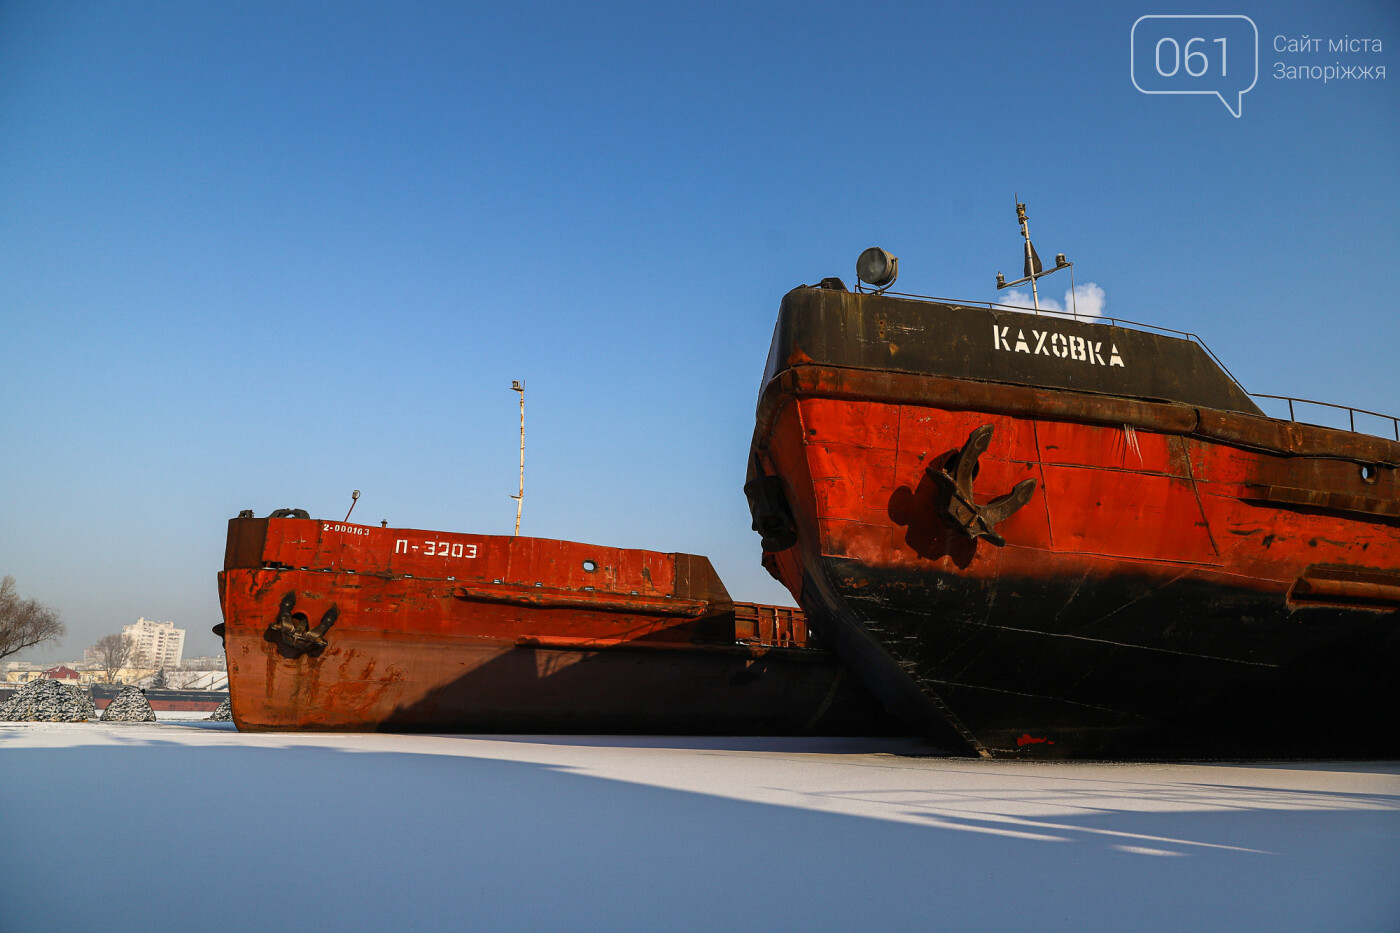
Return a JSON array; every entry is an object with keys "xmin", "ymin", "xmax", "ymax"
[
  {"xmin": 266, "ymin": 592, "xmax": 337, "ymax": 655},
  {"xmin": 928, "ymin": 425, "xmax": 1037, "ymax": 547}
]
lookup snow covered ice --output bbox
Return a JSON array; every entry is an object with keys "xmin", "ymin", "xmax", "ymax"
[{"xmin": 1, "ymin": 722, "xmax": 1396, "ymax": 931}]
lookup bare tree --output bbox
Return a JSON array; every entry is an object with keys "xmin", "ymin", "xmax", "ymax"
[
  {"xmin": 0, "ymin": 576, "xmax": 66, "ymax": 662},
  {"xmin": 92, "ymin": 633, "xmax": 139, "ymax": 684}
]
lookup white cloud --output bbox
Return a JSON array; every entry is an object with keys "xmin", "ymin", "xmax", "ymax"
[{"xmin": 997, "ymin": 282, "xmax": 1105, "ymax": 319}]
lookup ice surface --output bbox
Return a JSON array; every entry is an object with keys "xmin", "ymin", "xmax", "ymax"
[{"xmin": 1, "ymin": 723, "xmax": 1396, "ymax": 931}]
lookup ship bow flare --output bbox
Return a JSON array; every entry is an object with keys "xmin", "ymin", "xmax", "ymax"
[{"xmin": 748, "ymin": 283, "xmax": 1400, "ymax": 758}]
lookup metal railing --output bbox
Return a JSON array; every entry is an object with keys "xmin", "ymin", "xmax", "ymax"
[
  {"xmin": 889, "ymin": 290, "xmax": 1254, "ymax": 383},
  {"xmin": 863, "ymin": 289, "xmax": 1400, "ymax": 442},
  {"xmin": 880, "ymin": 289, "xmax": 1200, "ymax": 336},
  {"xmin": 1250, "ymin": 394, "xmax": 1400, "ymax": 441}
]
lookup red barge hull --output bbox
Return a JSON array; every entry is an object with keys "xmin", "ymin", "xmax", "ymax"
[
  {"xmin": 217, "ymin": 515, "xmax": 900, "ymax": 735},
  {"xmin": 747, "ymin": 284, "xmax": 1400, "ymax": 758},
  {"xmin": 90, "ymin": 686, "xmax": 227, "ymax": 712},
  {"xmin": 0, "ymin": 687, "xmax": 225, "ymax": 712}
]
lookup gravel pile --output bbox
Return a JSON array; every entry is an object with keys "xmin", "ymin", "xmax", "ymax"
[
  {"xmin": 0, "ymin": 678, "xmax": 97, "ymax": 722},
  {"xmin": 208, "ymin": 698, "xmax": 233, "ymax": 721},
  {"xmin": 99, "ymin": 685, "xmax": 158, "ymax": 722}
]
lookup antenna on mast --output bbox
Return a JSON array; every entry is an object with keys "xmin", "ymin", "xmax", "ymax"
[
  {"xmin": 510, "ymin": 380, "xmax": 524, "ymax": 536},
  {"xmin": 994, "ymin": 197, "xmax": 1073, "ymax": 315}
]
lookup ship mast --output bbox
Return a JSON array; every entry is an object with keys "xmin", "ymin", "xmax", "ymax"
[
  {"xmin": 510, "ymin": 380, "xmax": 524, "ymax": 536},
  {"xmin": 995, "ymin": 198, "xmax": 1073, "ymax": 315},
  {"xmin": 1019, "ymin": 202, "xmax": 1041, "ymax": 311}
]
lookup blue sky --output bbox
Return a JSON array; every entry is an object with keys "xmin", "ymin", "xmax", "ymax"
[{"xmin": 2, "ymin": 0, "xmax": 1397, "ymax": 662}]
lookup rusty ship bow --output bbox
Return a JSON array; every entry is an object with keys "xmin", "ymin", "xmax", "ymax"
[
  {"xmin": 747, "ymin": 276, "xmax": 1400, "ymax": 758},
  {"xmin": 218, "ymin": 513, "xmax": 899, "ymax": 735}
]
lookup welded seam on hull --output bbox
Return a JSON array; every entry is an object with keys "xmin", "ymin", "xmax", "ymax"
[
  {"xmin": 844, "ymin": 565, "xmax": 1280, "ymax": 668},
  {"xmin": 843, "ymin": 592, "xmax": 987, "ymax": 677},
  {"xmin": 1031, "ymin": 460, "xmax": 1211, "ymax": 479},
  {"xmin": 758, "ymin": 366, "xmax": 1400, "ymax": 466},
  {"xmin": 818, "ymin": 519, "xmax": 1231, "ymax": 569},
  {"xmin": 1030, "ymin": 418, "xmax": 1056, "ymax": 547},
  {"xmin": 1083, "ymin": 565, "xmax": 1196, "ymax": 629},
  {"xmin": 947, "ymin": 629, "xmax": 1008, "ymax": 691},
  {"xmin": 1024, "ymin": 547, "xmax": 1224, "ymax": 568},
  {"xmin": 1180, "ymin": 436, "xmax": 1223, "ymax": 559},
  {"xmin": 955, "ymin": 621, "xmax": 1280, "ymax": 668},
  {"xmin": 907, "ymin": 678, "xmax": 990, "ymax": 758},
  {"xmin": 1051, "ymin": 570, "xmax": 1089, "ymax": 630},
  {"xmin": 915, "ymin": 676, "xmax": 1148, "ymax": 719},
  {"xmin": 803, "ymin": 564, "xmax": 990, "ymax": 757}
]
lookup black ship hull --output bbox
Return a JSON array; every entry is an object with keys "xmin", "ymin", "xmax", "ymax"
[{"xmin": 799, "ymin": 554, "xmax": 1400, "ymax": 759}]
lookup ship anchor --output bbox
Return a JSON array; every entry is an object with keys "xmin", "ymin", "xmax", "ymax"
[
  {"xmin": 267, "ymin": 592, "xmax": 338, "ymax": 655},
  {"xmin": 928, "ymin": 425, "xmax": 1036, "ymax": 547}
]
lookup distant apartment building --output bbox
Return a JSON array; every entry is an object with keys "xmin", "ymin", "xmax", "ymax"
[{"xmin": 122, "ymin": 618, "xmax": 186, "ymax": 669}]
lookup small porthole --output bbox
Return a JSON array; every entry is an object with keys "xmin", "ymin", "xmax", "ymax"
[
  {"xmin": 582, "ymin": 560, "xmax": 598, "ymax": 573},
  {"xmin": 1360, "ymin": 464, "xmax": 1378, "ymax": 484}
]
